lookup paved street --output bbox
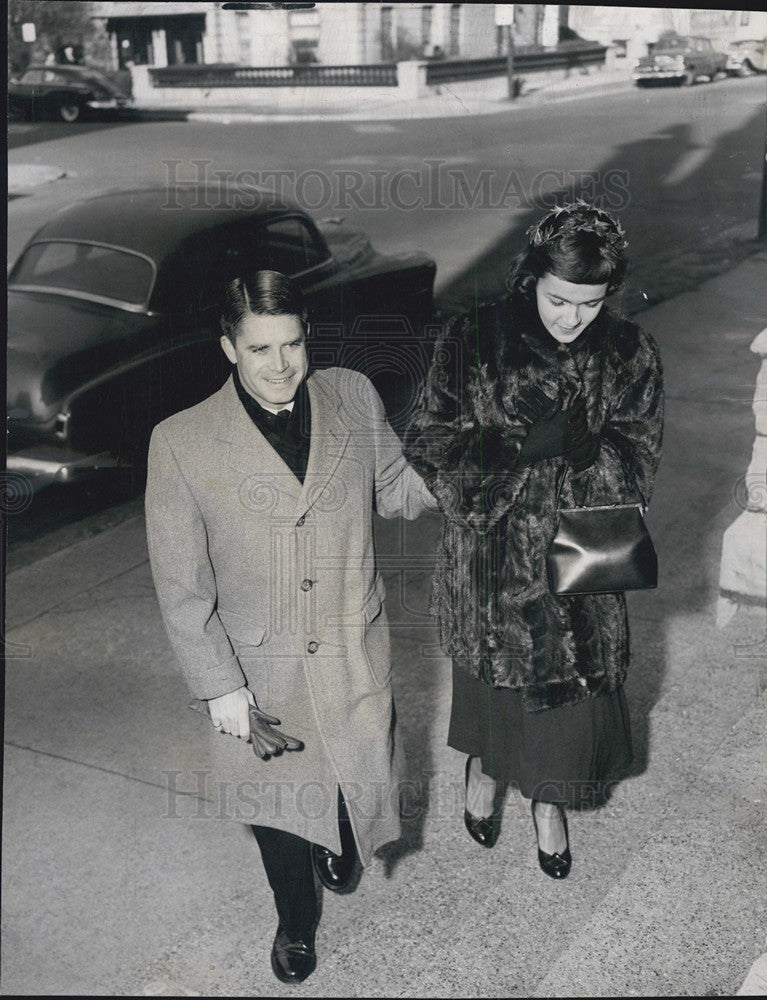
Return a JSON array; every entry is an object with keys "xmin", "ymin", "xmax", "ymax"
[
  {"xmin": 8, "ymin": 75, "xmax": 764, "ymax": 299},
  {"xmin": 4, "ymin": 72, "xmax": 767, "ymax": 996}
]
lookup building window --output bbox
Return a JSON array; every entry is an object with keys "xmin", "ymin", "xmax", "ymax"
[
  {"xmin": 449, "ymin": 4, "xmax": 461, "ymax": 56},
  {"xmin": 108, "ymin": 19, "xmax": 154, "ymax": 68},
  {"xmin": 380, "ymin": 7, "xmax": 394, "ymax": 61},
  {"xmin": 165, "ymin": 16, "xmax": 205, "ymax": 65},
  {"xmin": 235, "ymin": 12, "xmax": 251, "ymax": 65},
  {"xmin": 289, "ymin": 9, "xmax": 320, "ymax": 64},
  {"xmin": 421, "ymin": 6, "xmax": 433, "ymax": 49}
]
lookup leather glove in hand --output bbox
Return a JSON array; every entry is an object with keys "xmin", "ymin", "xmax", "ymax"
[
  {"xmin": 563, "ymin": 395, "xmax": 600, "ymax": 472},
  {"xmin": 247, "ymin": 704, "xmax": 304, "ymax": 759},
  {"xmin": 189, "ymin": 699, "xmax": 304, "ymax": 759}
]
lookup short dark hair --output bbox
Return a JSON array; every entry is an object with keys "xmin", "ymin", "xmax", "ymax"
[
  {"xmin": 220, "ymin": 270, "xmax": 309, "ymax": 343},
  {"xmin": 506, "ymin": 201, "xmax": 629, "ymax": 300}
]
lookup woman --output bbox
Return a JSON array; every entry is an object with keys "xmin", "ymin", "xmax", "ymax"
[{"xmin": 404, "ymin": 202, "xmax": 663, "ymax": 878}]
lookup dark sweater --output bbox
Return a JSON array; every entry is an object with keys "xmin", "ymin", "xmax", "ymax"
[{"xmin": 233, "ymin": 367, "xmax": 311, "ymax": 484}]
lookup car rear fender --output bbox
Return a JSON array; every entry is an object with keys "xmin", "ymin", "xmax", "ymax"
[{"xmin": 60, "ymin": 330, "xmax": 226, "ymax": 456}]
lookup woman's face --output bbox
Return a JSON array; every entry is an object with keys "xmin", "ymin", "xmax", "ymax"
[{"xmin": 535, "ymin": 273, "xmax": 608, "ymax": 344}]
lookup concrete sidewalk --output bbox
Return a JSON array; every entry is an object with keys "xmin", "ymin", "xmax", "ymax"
[
  {"xmin": 3, "ymin": 250, "xmax": 766, "ymax": 996},
  {"xmin": 179, "ymin": 67, "xmax": 635, "ymax": 124}
]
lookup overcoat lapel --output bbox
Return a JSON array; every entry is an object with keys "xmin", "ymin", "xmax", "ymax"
[
  {"xmin": 213, "ymin": 372, "xmax": 352, "ymax": 517},
  {"xmin": 299, "ymin": 372, "xmax": 351, "ymax": 514},
  {"xmin": 217, "ymin": 376, "xmax": 304, "ymax": 515}
]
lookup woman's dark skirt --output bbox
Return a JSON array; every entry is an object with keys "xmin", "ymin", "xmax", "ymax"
[{"xmin": 448, "ymin": 661, "xmax": 633, "ymax": 808}]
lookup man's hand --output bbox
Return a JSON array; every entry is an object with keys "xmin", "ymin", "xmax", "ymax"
[
  {"xmin": 208, "ymin": 685, "xmax": 254, "ymax": 740},
  {"xmin": 191, "ymin": 687, "xmax": 305, "ymax": 759}
]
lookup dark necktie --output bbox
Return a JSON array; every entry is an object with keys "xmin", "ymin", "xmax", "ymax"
[{"xmin": 274, "ymin": 409, "xmax": 291, "ymax": 433}]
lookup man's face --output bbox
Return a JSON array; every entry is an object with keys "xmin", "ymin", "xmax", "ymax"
[
  {"xmin": 220, "ymin": 313, "xmax": 308, "ymax": 410},
  {"xmin": 535, "ymin": 273, "xmax": 608, "ymax": 344}
]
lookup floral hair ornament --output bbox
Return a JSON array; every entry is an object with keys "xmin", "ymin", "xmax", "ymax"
[{"xmin": 526, "ymin": 200, "xmax": 628, "ymax": 252}]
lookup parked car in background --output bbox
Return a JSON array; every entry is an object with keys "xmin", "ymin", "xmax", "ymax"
[
  {"xmin": 725, "ymin": 38, "xmax": 767, "ymax": 76},
  {"xmin": 633, "ymin": 34, "xmax": 728, "ymax": 86},
  {"xmin": 7, "ymin": 187, "xmax": 436, "ymax": 486},
  {"xmin": 8, "ymin": 64, "xmax": 133, "ymax": 122}
]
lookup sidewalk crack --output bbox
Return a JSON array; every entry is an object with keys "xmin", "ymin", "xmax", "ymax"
[{"xmin": 4, "ymin": 741, "xmax": 207, "ymax": 800}]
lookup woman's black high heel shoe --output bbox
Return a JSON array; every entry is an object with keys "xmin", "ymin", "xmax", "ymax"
[
  {"xmin": 463, "ymin": 757, "xmax": 500, "ymax": 848},
  {"xmin": 531, "ymin": 801, "xmax": 571, "ymax": 879}
]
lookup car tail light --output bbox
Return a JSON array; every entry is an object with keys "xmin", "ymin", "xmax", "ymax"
[{"xmin": 54, "ymin": 411, "xmax": 70, "ymax": 441}]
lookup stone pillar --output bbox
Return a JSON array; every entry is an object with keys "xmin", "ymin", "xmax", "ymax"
[
  {"xmin": 717, "ymin": 327, "xmax": 767, "ymax": 627},
  {"xmin": 151, "ymin": 30, "xmax": 167, "ymax": 67},
  {"xmin": 397, "ymin": 60, "xmax": 427, "ymax": 100},
  {"xmin": 129, "ymin": 64, "xmax": 151, "ymax": 103},
  {"xmin": 540, "ymin": 5, "xmax": 559, "ymax": 47}
]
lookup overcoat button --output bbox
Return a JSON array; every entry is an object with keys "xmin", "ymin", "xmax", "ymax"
[
  {"xmin": 296, "ymin": 516, "xmax": 306, "ymax": 527},
  {"xmin": 301, "ymin": 579, "xmax": 313, "ymax": 592},
  {"xmin": 307, "ymin": 641, "xmax": 319, "ymax": 654}
]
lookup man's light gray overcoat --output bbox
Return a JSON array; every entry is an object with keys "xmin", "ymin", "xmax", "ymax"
[{"xmin": 145, "ymin": 368, "xmax": 432, "ymax": 864}]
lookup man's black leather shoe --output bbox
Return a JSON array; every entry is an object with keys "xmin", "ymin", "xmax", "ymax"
[
  {"xmin": 311, "ymin": 840, "xmax": 355, "ymax": 891},
  {"xmin": 270, "ymin": 925, "xmax": 317, "ymax": 984}
]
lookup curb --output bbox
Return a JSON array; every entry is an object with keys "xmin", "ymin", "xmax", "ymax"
[
  {"xmin": 8, "ymin": 163, "xmax": 68, "ymax": 195},
  {"xmin": 183, "ymin": 82, "xmax": 636, "ymax": 124},
  {"xmin": 153, "ymin": 76, "xmax": 637, "ymax": 125}
]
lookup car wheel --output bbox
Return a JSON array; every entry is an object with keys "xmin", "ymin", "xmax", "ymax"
[
  {"xmin": 58, "ymin": 101, "xmax": 82, "ymax": 123},
  {"xmin": 681, "ymin": 71, "xmax": 695, "ymax": 86},
  {"xmin": 737, "ymin": 61, "xmax": 754, "ymax": 77}
]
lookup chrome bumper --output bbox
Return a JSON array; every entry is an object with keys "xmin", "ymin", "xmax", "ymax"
[
  {"xmin": 633, "ymin": 71, "xmax": 684, "ymax": 80},
  {"xmin": 86, "ymin": 98, "xmax": 133, "ymax": 110},
  {"xmin": 7, "ymin": 446, "xmax": 120, "ymax": 490}
]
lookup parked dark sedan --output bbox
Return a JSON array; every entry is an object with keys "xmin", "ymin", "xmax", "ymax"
[
  {"xmin": 8, "ymin": 64, "xmax": 133, "ymax": 122},
  {"xmin": 633, "ymin": 34, "xmax": 728, "ymax": 86},
  {"xmin": 7, "ymin": 187, "xmax": 436, "ymax": 485}
]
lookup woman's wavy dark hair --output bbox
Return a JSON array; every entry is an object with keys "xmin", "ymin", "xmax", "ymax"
[
  {"xmin": 506, "ymin": 201, "xmax": 629, "ymax": 300},
  {"xmin": 220, "ymin": 270, "xmax": 309, "ymax": 343}
]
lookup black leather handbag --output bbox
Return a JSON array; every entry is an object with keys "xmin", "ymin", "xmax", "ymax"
[{"xmin": 547, "ymin": 463, "xmax": 658, "ymax": 596}]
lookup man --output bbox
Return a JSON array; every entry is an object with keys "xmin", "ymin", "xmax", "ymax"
[{"xmin": 145, "ymin": 270, "xmax": 435, "ymax": 984}]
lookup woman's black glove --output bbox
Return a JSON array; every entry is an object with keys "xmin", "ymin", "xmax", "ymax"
[
  {"xmin": 515, "ymin": 387, "xmax": 600, "ymax": 470},
  {"xmin": 563, "ymin": 395, "xmax": 601, "ymax": 472},
  {"xmin": 517, "ymin": 409, "xmax": 570, "ymax": 464},
  {"xmin": 516, "ymin": 386, "xmax": 571, "ymax": 465},
  {"xmin": 516, "ymin": 385, "xmax": 559, "ymax": 425}
]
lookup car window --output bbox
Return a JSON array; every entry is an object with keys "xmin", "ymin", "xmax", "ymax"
[
  {"xmin": 262, "ymin": 217, "xmax": 329, "ymax": 274},
  {"xmin": 10, "ymin": 241, "xmax": 154, "ymax": 306},
  {"xmin": 193, "ymin": 217, "xmax": 330, "ymax": 311},
  {"xmin": 43, "ymin": 70, "xmax": 73, "ymax": 84}
]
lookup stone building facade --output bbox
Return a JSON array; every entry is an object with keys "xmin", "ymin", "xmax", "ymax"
[{"xmin": 88, "ymin": 2, "xmax": 565, "ymax": 70}]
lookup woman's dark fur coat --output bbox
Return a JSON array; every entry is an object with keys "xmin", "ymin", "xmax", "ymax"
[{"xmin": 404, "ymin": 293, "xmax": 664, "ymax": 712}]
